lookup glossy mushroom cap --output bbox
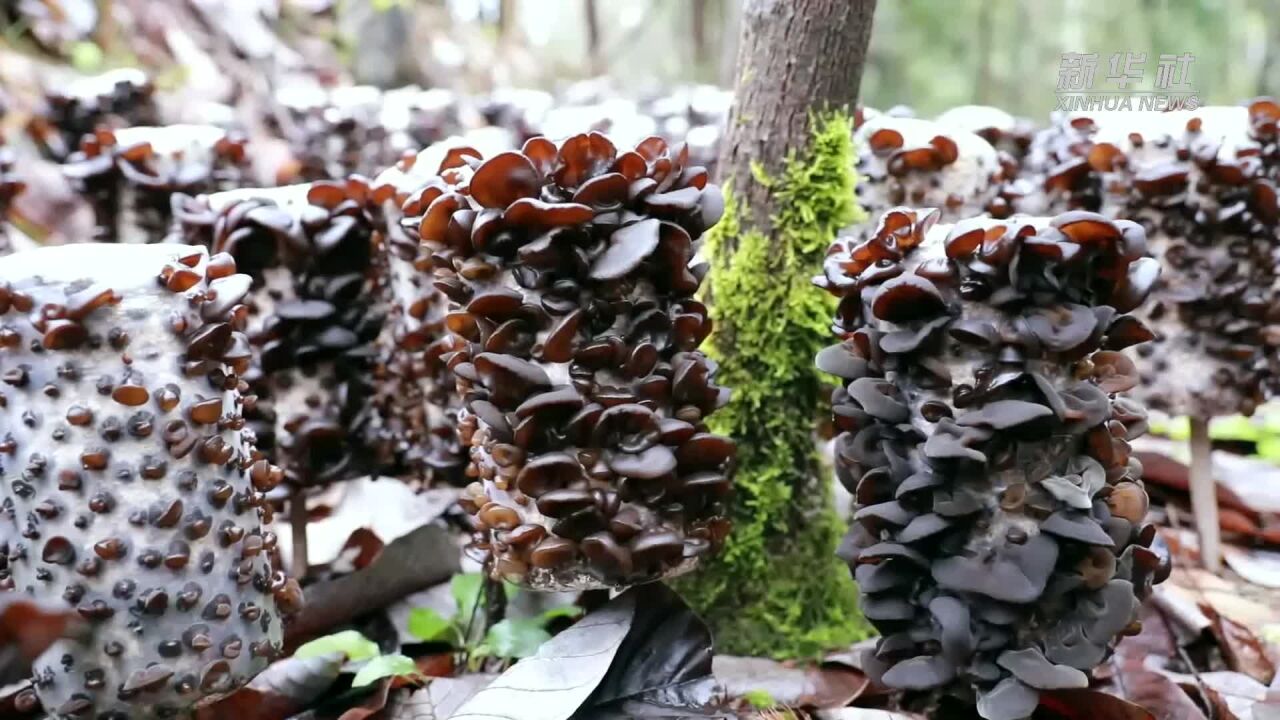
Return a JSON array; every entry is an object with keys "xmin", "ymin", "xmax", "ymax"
[
  {"xmin": 817, "ymin": 208, "xmax": 1169, "ymax": 720},
  {"xmin": 0, "ymin": 244, "xmax": 299, "ymax": 719},
  {"xmin": 402, "ymin": 132, "xmax": 734, "ymax": 590}
]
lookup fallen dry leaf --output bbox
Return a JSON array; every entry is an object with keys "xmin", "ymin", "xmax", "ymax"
[
  {"xmin": 1094, "ymin": 606, "xmax": 1208, "ymax": 720},
  {"xmin": 194, "ymin": 652, "xmax": 344, "ymax": 720},
  {"xmin": 1038, "ymin": 688, "xmax": 1157, "ymax": 720},
  {"xmin": 338, "ymin": 676, "xmax": 394, "ymax": 720},
  {"xmin": 0, "ymin": 595, "xmax": 87, "ymax": 685},
  {"xmin": 1157, "ymin": 669, "xmax": 1273, "ymax": 720},
  {"xmin": 1200, "ymin": 602, "xmax": 1276, "ymax": 685},
  {"xmin": 713, "ymin": 656, "xmax": 869, "ymax": 710},
  {"xmin": 384, "ymin": 675, "xmax": 498, "ymax": 719}
]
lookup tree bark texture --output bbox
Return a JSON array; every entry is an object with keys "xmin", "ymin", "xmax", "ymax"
[{"xmin": 718, "ymin": 0, "xmax": 878, "ymax": 237}]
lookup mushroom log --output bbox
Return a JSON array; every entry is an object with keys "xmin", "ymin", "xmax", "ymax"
[{"xmin": 817, "ymin": 207, "xmax": 1169, "ymax": 720}]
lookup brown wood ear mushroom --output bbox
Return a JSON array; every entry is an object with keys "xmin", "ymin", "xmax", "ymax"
[
  {"xmin": 26, "ymin": 69, "xmax": 158, "ymax": 163},
  {"xmin": 402, "ymin": 133, "xmax": 734, "ymax": 590},
  {"xmin": 817, "ymin": 208, "xmax": 1168, "ymax": 720},
  {"xmin": 0, "ymin": 244, "xmax": 300, "ymax": 719},
  {"xmin": 855, "ymin": 116, "xmax": 1006, "ymax": 221},
  {"xmin": 62, "ymin": 125, "xmax": 250, "ymax": 244}
]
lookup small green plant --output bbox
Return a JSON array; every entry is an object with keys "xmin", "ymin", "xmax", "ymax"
[
  {"xmin": 294, "ymin": 630, "xmax": 421, "ymax": 688},
  {"xmin": 742, "ymin": 689, "xmax": 777, "ymax": 709},
  {"xmin": 406, "ymin": 573, "xmax": 579, "ymax": 669}
]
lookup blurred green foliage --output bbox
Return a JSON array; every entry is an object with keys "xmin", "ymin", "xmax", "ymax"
[
  {"xmin": 1151, "ymin": 406, "xmax": 1280, "ymax": 463},
  {"xmin": 861, "ymin": 0, "xmax": 1280, "ymax": 118}
]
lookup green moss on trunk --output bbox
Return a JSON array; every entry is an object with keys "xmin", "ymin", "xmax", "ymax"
[{"xmin": 674, "ymin": 112, "xmax": 872, "ymax": 659}]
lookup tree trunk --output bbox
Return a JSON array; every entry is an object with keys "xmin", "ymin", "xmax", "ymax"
[
  {"xmin": 718, "ymin": 0, "xmax": 877, "ymax": 238},
  {"xmin": 677, "ymin": 0, "xmax": 879, "ymax": 659},
  {"xmin": 498, "ymin": 0, "xmax": 516, "ymax": 41},
  {"xmin": 691, "ymin": 0, "xmax": 710, "ymax": 78},
  {"xmin": 583, "ymin": 0, "xmax": 602, "ymax": 76},
  {"xmin": 976, "ymin": 1, "xmax": 993, "ymax": 104}
]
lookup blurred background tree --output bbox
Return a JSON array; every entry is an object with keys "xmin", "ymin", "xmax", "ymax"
[
  {"xmin": 408, "ymin": 0, "xmax": 1279, "ymax": 114},
  {"xmin": 5, "ymin": 0, "xmax": 1275, "ymax": 117}
]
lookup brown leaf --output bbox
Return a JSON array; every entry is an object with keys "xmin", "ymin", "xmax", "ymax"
[
  {"xmin": 343, "ymin": 527, "xmax": 386, "ymax": 571},
  {"xmin": 384, "ymin": 676, "xmax": 499, "ymax": 720},
  {"xmin": 0, "ymin": 595, "xmax": 86, "ymax": 684},
  {"xmin": 1200, "ymin": 602, "xmax": 1277, "ymax": 685},
  {"xmin": 1090, "ymin": 606, "xmax": 1208, "ymax": 720},
  {"xmin": 414, "ymin": 653, "xmax": 455, "ymax": 679},
  {"xmin": 194, "ymin": 652, "xmax": 344, "ymax": 720},
  {"xmin": 337, "ymin": 677, "xmax": 394, "ymax": 720},
  {"xmin": 1158, "ymin": 670, "xmax": 1272, "ymax": 720},
  {"xmin": 1037, "ymin": 689, "xmax": 1156, "ymax": 720},
  {"xmin": 1133, "ymin": 449, "xmax": 1260, "ymax": 519}
]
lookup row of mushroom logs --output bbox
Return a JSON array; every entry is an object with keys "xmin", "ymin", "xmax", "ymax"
[
  {"xmin": 165, "ymin": 180, "xmax": 383, "ymax": 578},
  {"xmin": 816, "ymin": 207, "xmax": 1169, "ymax": 720},
  {"xmin": 0, "ymin": 243, "xmax": 301, "ymax": 719},
  {"xmin": 401, "ymin": 132, "xmax": 737, "ymax": 590},
  {"xmin": 25, "ymin": 68, "xmax": 159, "ymax": 163},
  {"xmin": 364, "ymin": 145, "xmax": 474, "ymax": 485},
  {"xmin": 1020, "ymin": 101, "xmax": 1280, "ymax": 572},
  {"xmin": 61, "ymin": 125, "xmax": 251, "ymax": 245}
]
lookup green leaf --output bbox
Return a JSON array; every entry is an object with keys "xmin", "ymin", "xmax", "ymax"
[
  {"xmin": 743, "ymin": 689, "xmax": 776, "ymax": 709},
  {"xmin": 538, "ymin": 605, "xmax": 584, "ymax": 625},
  {"xmin": 484, "ymin": 619, "xmax": 551, "ymax": 659},
  {"xmin": 407, "ymin": 607, "xmax": 458, "ymax": 644},
  {"xmin": 294, "ymin": 630, "xmax": 380, "ymax": 662},
  {"xmin": 451, "ymin": 573, "xmax": 484, "ymax": 623},
  {"xmin": 351, "ymin": 653, "xmax": 417, "ymax": 688}
]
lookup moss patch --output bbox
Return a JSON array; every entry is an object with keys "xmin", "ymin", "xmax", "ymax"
[{"xmin": 674, "ymin": 112, "xmax": 873, "ymax": 659}]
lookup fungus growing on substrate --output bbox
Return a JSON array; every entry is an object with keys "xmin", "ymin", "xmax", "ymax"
[
  {"xmin": 935, "ymin": 106, "xmax": 1036, "ymax": 165},
  {"xmin": 168, "ymin": 182, "xmax": 382, "ymax": 495},
  {"xmin": 272, "ymin": 85, "xmax": 404, "ymax": 181},
  {"xmin": 26, "ymin": 69, "xmax": 158, "ymax": 162},
  {"xmin": 409, "ymin": 133, "xmax": 735, "ymax": 589},
  {"xmin": 855, "ymin": 116, "xmax": 1008, "ymax": 222},
  {"xmin": 0, "ymin": 243, "xmax": 301, "ymax": 719},
  {"xmin": 816, "ymin": 207, "xmax": 1169, "ymax": 720},
  {"xmin": 1023, "ymin": 103, "xmax": 1280, "ymax": 571},
  {"xmin": 364, "ymin": 147, "xmax": 472, "ymax": 483},
  {"xmin": 62, "ymin": 125, "xmax": 250, "ymax": 243}
]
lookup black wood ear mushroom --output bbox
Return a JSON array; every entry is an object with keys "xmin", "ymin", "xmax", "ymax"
[
  {"xmin": 816, "ymin": 207, "xmax": 1169, "ymax": 720},
  {"xmin": 403, "ymin": 133, "xmax": 735, "ymax": 589}
]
